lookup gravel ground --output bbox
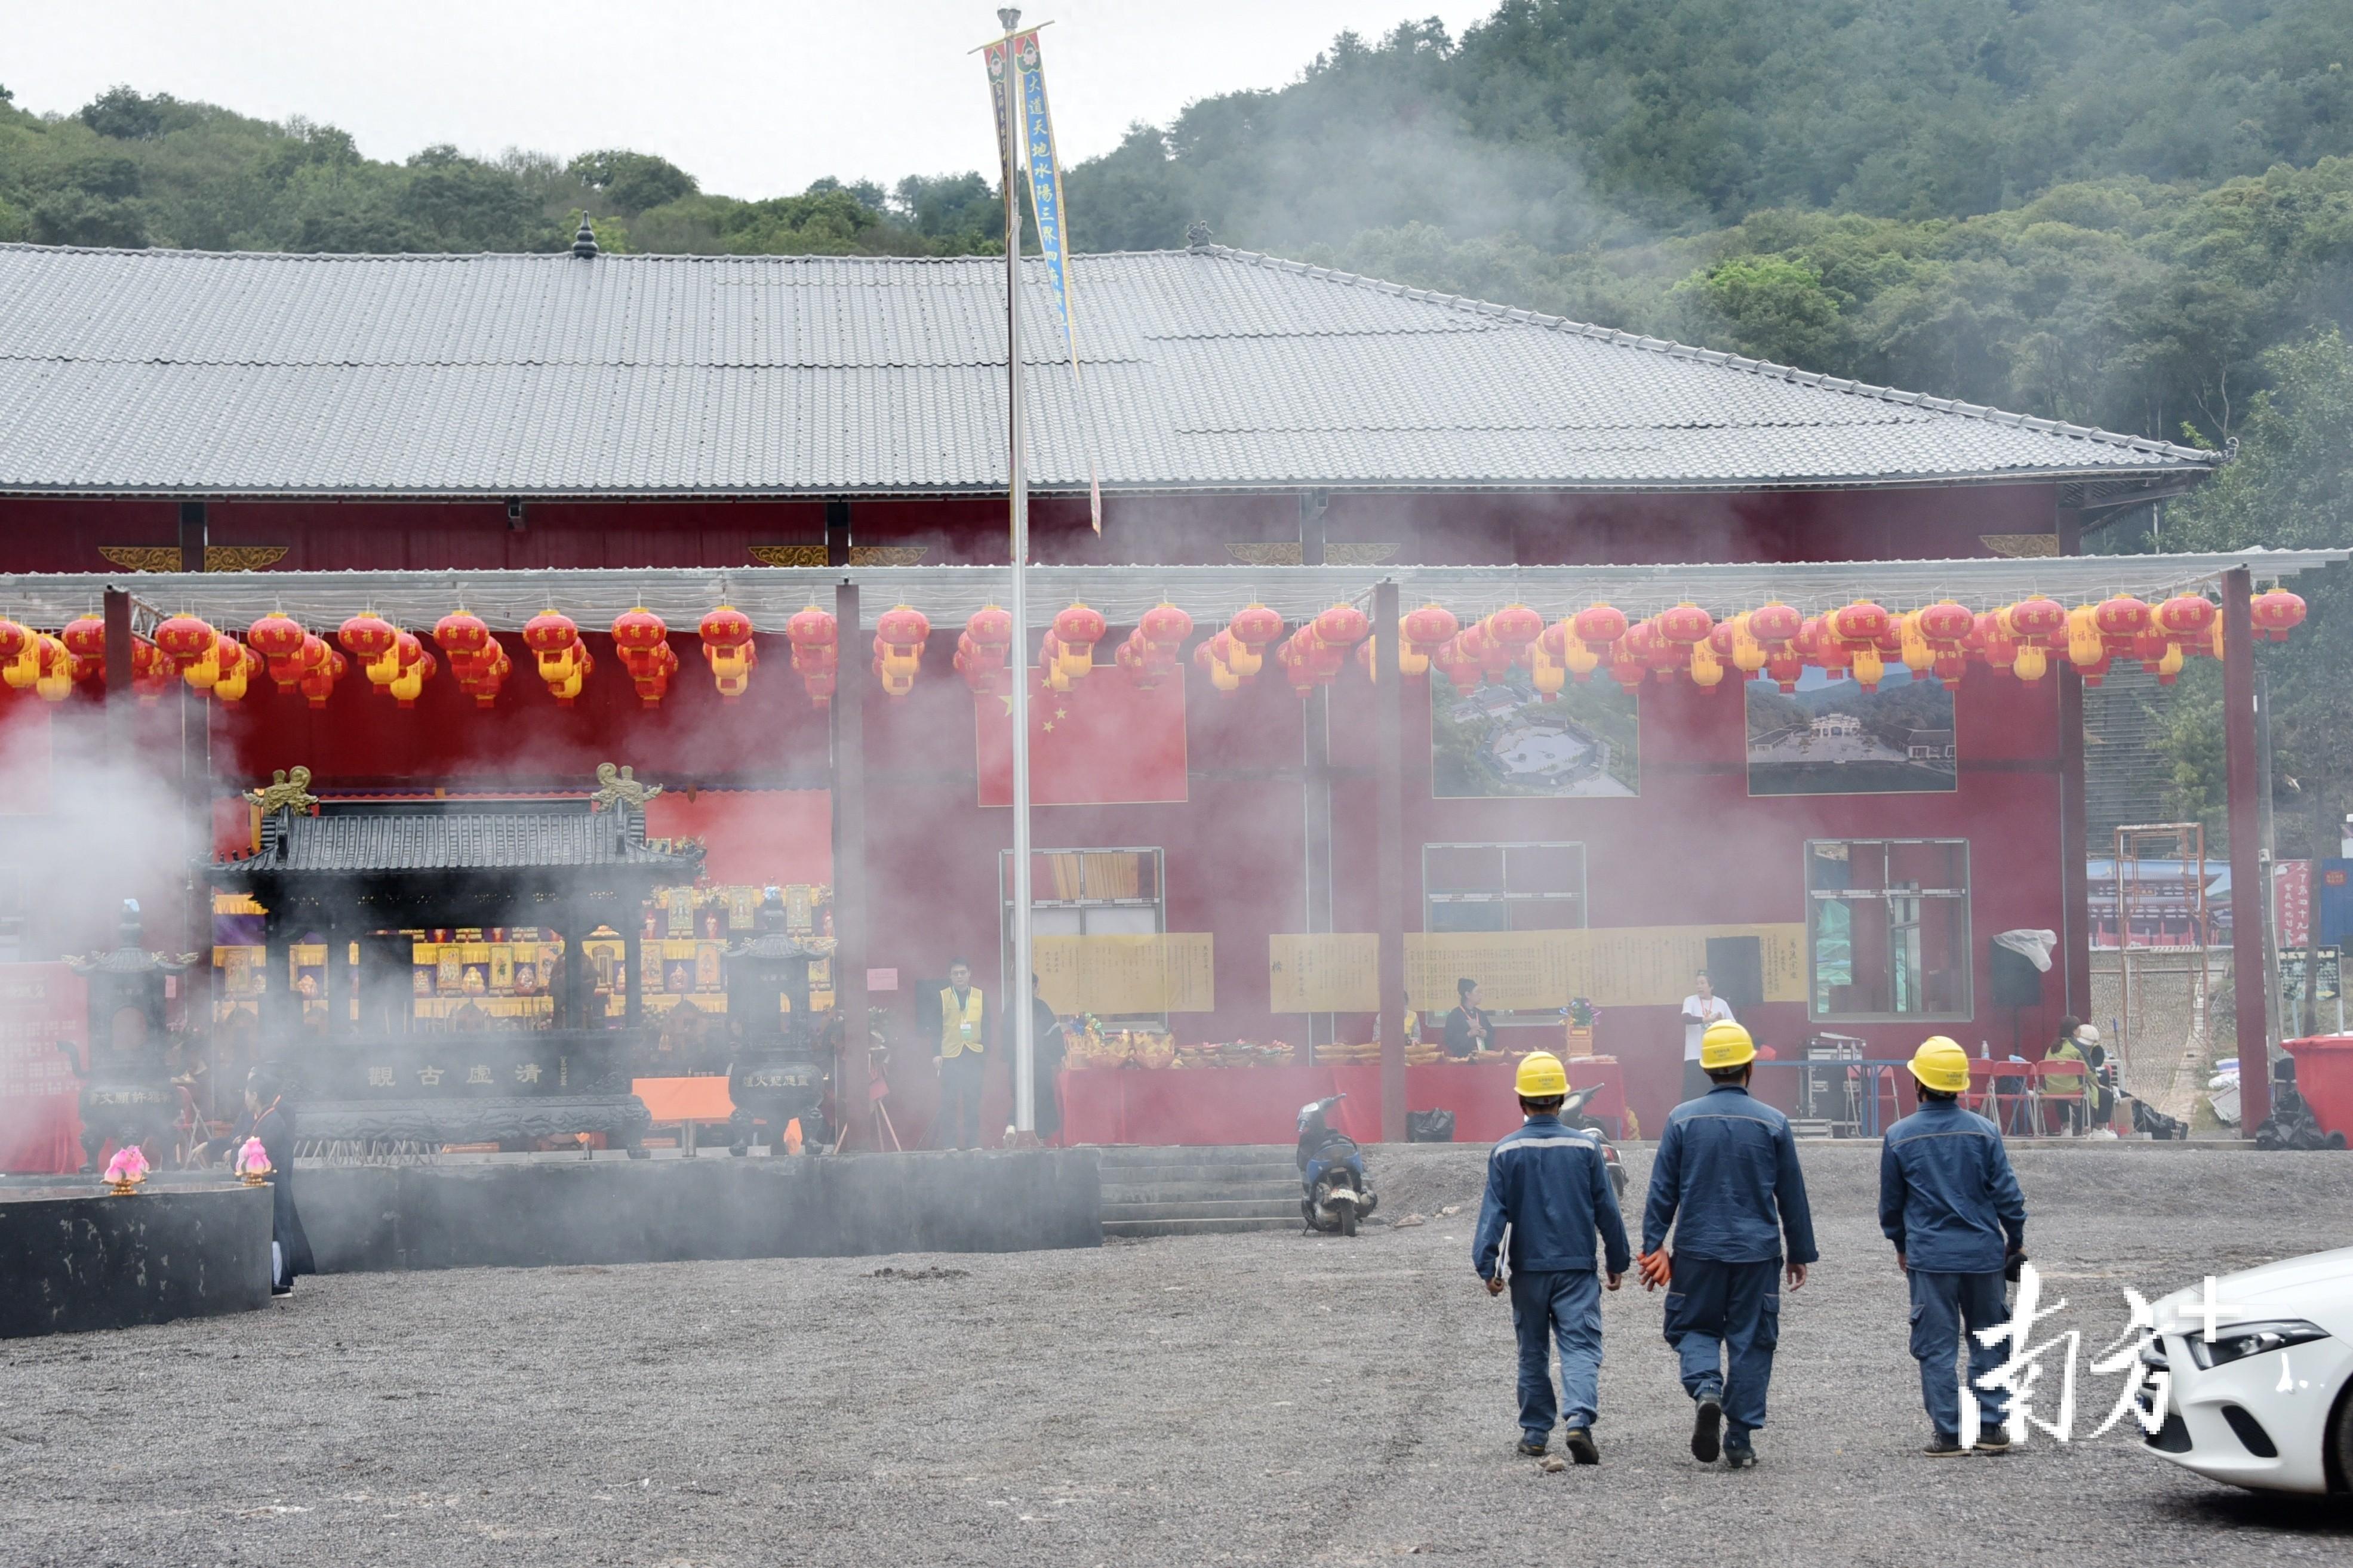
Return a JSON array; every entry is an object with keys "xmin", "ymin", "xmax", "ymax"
[{"xmin": 7, "ymin": 1144, "xmax": 2352, "ymax": 1567}]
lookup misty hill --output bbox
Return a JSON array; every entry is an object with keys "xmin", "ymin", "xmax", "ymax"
[{"xmin": 1745, "ymin": 673, "xmax": 1954, "ymax": 741}]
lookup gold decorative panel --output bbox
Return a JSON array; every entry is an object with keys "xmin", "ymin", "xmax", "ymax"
[
  {"xmin": 748, "ymin": 544, "xmax": 829, "ymax": 566},
  {"xmin": 1980, "ymin": 534, "xmax": 2060, "ymax": 559}
]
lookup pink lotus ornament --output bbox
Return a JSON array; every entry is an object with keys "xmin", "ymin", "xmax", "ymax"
[
  {"xmin": 103, "ymin": 1144, "xmax": 150, "ymax": 1196},
  {"xmin": 234, "ymin": 1138, "xmax": 273, "ymax": 1187}
]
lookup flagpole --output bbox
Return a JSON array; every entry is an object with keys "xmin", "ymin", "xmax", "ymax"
[{"xmin": 998, "ymin": 8, "xmax": 1036, "ymax": 1139}]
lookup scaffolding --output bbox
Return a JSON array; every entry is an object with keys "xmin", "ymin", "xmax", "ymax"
[{"xmin": 2112, "ymin": 824, "xmax": 2214, "ymax": 1100}]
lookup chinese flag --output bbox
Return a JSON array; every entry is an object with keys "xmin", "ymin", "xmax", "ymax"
[{"xmin": 977, "ymin": 671, "xmax": 1188, "ymax": 806}]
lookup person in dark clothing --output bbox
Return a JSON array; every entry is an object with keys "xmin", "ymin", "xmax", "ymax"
[
  {"xmin": 1881, "ymin": 1036, "xmax": 2029, "ymax": 1456},
  {"xmin": 192, "ymin": 1064, "xmax": 315, "ymax": 1295},
  {"xmin": 1640, "ymin": 1021, "xmax": 1817, "ymax": 1471},
  {"xmin": 1030, "ymin": 974, "xmax": 1067, "ymax": 1144},
  {"xmin": 1443, "ymin": 977, "xmax": 1491, "ymax": 1059}
]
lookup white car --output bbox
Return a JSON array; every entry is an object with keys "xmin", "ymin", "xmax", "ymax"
[{"xmin": 2137, "ymin": 1247, "xmax": 2353, "ymax": 1493}]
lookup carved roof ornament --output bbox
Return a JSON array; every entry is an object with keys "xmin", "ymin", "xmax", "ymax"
[
  {"xmin": 244, "ymin": 765, "xmax": 318, "ymax": 815},
  {"xmin": 591, "ymin": 762, "xmax": 662, "ymax": 811}
]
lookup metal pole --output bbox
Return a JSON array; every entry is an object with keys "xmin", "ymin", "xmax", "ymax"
[
  {"xmin": 999, "ymin": 16, "xmax": 1035, "ymax": 1137},
  {"xmin": 1374, "ymin": 581, "xmax": 1407, "ymax": 1144}
]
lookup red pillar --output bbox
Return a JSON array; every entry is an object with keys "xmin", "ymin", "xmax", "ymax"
[
  {"xmin": 2056, "ymin": 507, "xmax": 2091, "ymax": 1018},
  {"xmin": 1374, "ymin": 581, "xmax": 1407, "ymax": 1144},
  {"xmin": 2222, "ymin": 568, "xmax": 2271, "ymax": 1130}
]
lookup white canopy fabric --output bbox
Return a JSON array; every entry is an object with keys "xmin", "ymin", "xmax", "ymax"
[{"xmin": 0, "ymin": 549, "xmax": 2338, "ymax": 634}]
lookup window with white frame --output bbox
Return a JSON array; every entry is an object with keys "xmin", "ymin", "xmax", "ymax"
[
  {"xmin": 999, "ymin": 848, "xmax": 1166, "ymax": 1020},
  {"xmin": 1807, "ymin": 838, "xmax": 1971, "ymax": 1020},
  {"xmin": 1422, "ymin": 842, "xmax": 1588, "ymax": 934}
]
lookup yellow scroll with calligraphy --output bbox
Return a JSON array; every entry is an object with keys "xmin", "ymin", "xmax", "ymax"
[
  {"xmin": 1269, "ymin": 934, "xmax": 1380, "ymax": 1013},
  {"xmin": 1275, "ymin": 925, "xmax": 1808, "ymax": 1013},
  {"xmin": 1034, "ymin": 934, "xmax": 1214, "ymax": 1015}
]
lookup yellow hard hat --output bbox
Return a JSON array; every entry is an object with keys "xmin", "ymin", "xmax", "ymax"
[
  {"xmin": 1909, "ymin": 1036, "xmax": 1971, "ymax": 1095},
  {"xmin": 1514, "ymin": 1051, "xmax": 1569, "ymax": 1098},
  {"xmin": 1699, "ymin": 1019, "xmax": 1755, "ymax": 1070}
]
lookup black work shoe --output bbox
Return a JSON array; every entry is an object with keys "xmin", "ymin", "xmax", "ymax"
[
  {"xmin": 1517, "ymin": 1438, "xmax": 1548, "ymax": 1457},
  {"xmin": 1563, "ymin": 1428, "xmax": 1599, "ymax": 1465},
  {"xmin": 1923, "ymin": 1433, "xmax": 1968, "ymax": 1456},
  {"xmin": 1974, "ymin": 1428, "xmax": 2012, "ymax": 1455},
  {"xmin": 1690, "ymin": 1394, "xmax": 1724, "ymax": 1462},
  {"xmin": 1722, "ymin": 1442, "xmax": 1757, "ymax": 1471}
]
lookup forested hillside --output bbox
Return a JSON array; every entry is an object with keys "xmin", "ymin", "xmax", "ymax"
[{"xmin": 2, "ymin": 0, "xmax": 2351, "ymax": 838}]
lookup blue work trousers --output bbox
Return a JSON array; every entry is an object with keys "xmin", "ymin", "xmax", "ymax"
[
  {"xmin": 1508, "ymin": 1268, "xmax": 1603, "ymax": 1438},
  {"xmin": 1661, "ymin": 1256, "xmax": 1782, "ymax": 1438},
  {"xmin": 1909, "ymin": 1269, "xmax": 2010, "ymax": 1438}
]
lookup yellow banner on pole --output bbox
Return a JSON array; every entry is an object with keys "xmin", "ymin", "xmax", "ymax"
[
  {"xmin": 1272, "ymin": 925, "xmax": 1809, "ymax": 1014},
  {"xmin": 1035, "ymin": 934, "xmax": 1215, "ymax": 1014}
]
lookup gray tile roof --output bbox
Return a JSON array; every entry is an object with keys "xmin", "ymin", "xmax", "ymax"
[
  {"xmin": 0, "ymin": 242, "xmax": 2216, "ymax": 498},
  {"xmin": 224, "ymin": 806, "xmax": 703, "ymax": 877}
]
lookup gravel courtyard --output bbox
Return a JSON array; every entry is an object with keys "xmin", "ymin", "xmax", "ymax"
[{"xmin": 7, "ymin": 1144, "xmax": 2352, "ymax": 1567}]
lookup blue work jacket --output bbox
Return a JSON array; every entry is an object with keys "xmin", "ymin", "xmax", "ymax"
[
  {"xmin": 1878, "ymin": 1101, "xmax": 2028, "ymax": 1274},
  {"xmin": 1472, "ymin": 1116, "xmax": 1632, "ymax": 1280},
  {"xmin": 1641, "ymin": 1085, "xmax": 1819, "ymax": 1265}
]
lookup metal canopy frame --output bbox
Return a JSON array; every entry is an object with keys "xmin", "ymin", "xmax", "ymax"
[{"xmin": 0, "ymin": 550, "xmax": 2339, "ymax": 633}]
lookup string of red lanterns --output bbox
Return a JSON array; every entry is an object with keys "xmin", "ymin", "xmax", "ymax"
[{"xmin": 0, "ymin": 586, "xmax": 2311, "ymax": 715}]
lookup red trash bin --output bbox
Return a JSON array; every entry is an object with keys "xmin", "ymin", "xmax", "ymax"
[{"xmin": 2282, "ymin": 1036, "xmax": 2353, "ymax": 1139}]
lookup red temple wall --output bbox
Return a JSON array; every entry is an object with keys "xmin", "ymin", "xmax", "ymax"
[{"xmin": 0, "ymin": 483, "xmax": 2056, "ymax": 573}]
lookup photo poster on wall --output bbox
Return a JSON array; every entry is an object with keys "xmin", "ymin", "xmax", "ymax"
[
  {"xmin": 1431, "ymin": 666, "xmax": 1640, "ymax": 799},
  {"xmin": 1745, "ymin": 664, "xmax": 1957, "ymax": 797}
]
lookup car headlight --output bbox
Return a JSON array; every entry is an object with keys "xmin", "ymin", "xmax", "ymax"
[{"xmin": 2183, "ymin": 1320, "xmax": 2330, "ymax": 1370}]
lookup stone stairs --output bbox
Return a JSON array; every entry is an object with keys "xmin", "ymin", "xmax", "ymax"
[{"xmin": 1096, "ymin": 1145, "xmax": 1303, "ymax": 1239}]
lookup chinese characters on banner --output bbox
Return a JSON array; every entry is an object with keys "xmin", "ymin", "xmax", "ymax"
[{"xmin": 2275, "ymin": 858, "xmax": 2312, "ymax": 950}]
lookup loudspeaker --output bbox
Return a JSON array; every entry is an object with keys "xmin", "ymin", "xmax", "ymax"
[{"xmin": 1989, "ymin": 942, "xmax": 2044, "ymax": 1008}]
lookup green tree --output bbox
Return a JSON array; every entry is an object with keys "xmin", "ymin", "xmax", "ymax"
[{"xmin": 568, "ymin": 149, "xmax": 697, "ymax": 215}]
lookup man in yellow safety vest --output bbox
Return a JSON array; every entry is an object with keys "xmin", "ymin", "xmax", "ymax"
[{"xmin": 935, "ymin": 958, "xmax": 991, "ymax": 1150}]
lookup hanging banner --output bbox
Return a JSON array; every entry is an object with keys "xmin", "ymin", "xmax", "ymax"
[
  {"xmin": 986, "ymin": 26, "xmax": 1104, "ymax": 533},
  {"xmin": 1271, "ymin": 925, "xmax": 1811, "ymax": 1014},
  {"xmin": 1034, "ymin": 934, "xmax": 1214, "ymax": 1014}
]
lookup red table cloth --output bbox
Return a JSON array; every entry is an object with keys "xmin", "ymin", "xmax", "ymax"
[
  {"xmin": 0, "ymin": 1091, "xmax": 82, "ymax": 1174},
  {"xmin": 1057, "ymin": 1058, "xmax": 1623, "ymax": 1146}
]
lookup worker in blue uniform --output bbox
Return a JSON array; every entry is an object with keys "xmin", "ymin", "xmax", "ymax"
[
  {"xmin": 1638, "ymin": 1019, "xmax": 1817, "ymax": 1470},
  {"xmin": 1880, "ymin": 1036, "xmax": 2029, "ymax": 1456},
  {"xmin": 1473, "ymin": 1051, "xmax": 1632, "ymax": 1464}
]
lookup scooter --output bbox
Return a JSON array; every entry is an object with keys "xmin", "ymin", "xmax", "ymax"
[
  {"xmin": 1558, "ymin": 1082, "xmax": 1628, "ymax": 1201},
  {"xmin": 1296, "ymin": 1094, "xmax": 1378, "ymax": 1236}
]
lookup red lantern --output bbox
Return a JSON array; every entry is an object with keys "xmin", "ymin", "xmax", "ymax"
[
  {"xmin": 153, "ymin": 614, "xmax": 216, "ymax": 673},
  {"xmin": 1656, "ymin": 603, "xmax": 1714, "ymax": 646},
  {"xmin": 1572, "ymin": 603, "xmax": 1629, "ymax": 647},
  {"xmin": 432, "ymin": 609, "xmax": 489, "ymax": 668},
  {"xmin": 2154, "ymin": 593, "xmax": 2218, "ymax": 643},
  {"xmin": 1053, "ymin": 603, "xmax": 1107, "ymax": 660},
  {"xmin": 1973, "ymin": 613, "xmax": 2017, "ymax": 669},
  {"xmin": 0, "ymin": 618, "xmax": 27, "ymax": 666},
  {"xmin": 2250, "ymin": 587, "xmax": 2307, "ymax": 641},
  {"xmin": 1826, "ymin": 600, "xmax": 1888, "ymax": 647},
  {"xmin": 1314, "ymin": 603, "xmax": 1370, "ymax": 648},
  {"xmin": 521, "ymin": 609, "xmax": 579, "ymax": 657},
  {"xmin": 2009, "ymin": 596, "xmax": 2068, "ymax": 647},
  {"xmin": 62, "ymin": 616, "xmax": 106, "ymax": 662},
  {"xmin": 339, "ymin": 611, "xmax": 399, "ymax": 661},
  {"xmin": 777, "ymin": 605, "xmax": 828, "ymax": 655},
  {"xmin": 1746, "ymin": 603, "xmax": 1802, "ymax": 648},
  {"xmin": 468, "ymin": 645, "xmax": 512, "ymax": 708},
  {"xmin": 1485, "ymin": 604, "xmax": 1544, "ymax": 651},
  {"xmin": 1763, "ymin": 652, "xmax": 1804, "ymax": 694},
  {"xmin": 1228, "ymin": 603, "xmax": 1284, "ymax": 654},
  {"xmin": 1932, "ymin": 649, "xmax": 1968, "ymax": 691},
  {"xmin": 1917, "ymin": 601, "xmax": 1973, "ymax": 646},
  {"xmin": 2093, "ymin": 595, "xmax": 2152, "ymax": 641},
  {"xmin": 610, "ymin": 608, "xmax": 669, "ymax": 677},
  {"xmin": 299, "ymin": 646, "xmax": 344, "ymax": 708},
  {"xmin": 1140, "ymin": 603, "xmax": 1194, "ymax": 649},
  {"xmin": 876, "ymin": 604, "xmax": 931, "ymax": 649},
  {"xmin": 966, "ymin": 604, "xmax": 1013, "ymax": 652},
  {"xmin": 1401, "ymin": 604, "xmax": 1459, "ymax": 652}
]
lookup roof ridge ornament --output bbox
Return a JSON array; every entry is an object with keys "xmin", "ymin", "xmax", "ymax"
[
  {"xmin": 572, "ymin": 214, "xmax": 598, "ymax": 260},
  {"xmin": 244, "ymin": 765, "xmax": 318, "ymax": 816},
  {"xmin": 1185, "ymin": 220, "xmax": 1213, "ymax": 250},
  {"xmin": 590, "ymin": 762, "xmax": 661, "ymax": 811}
]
